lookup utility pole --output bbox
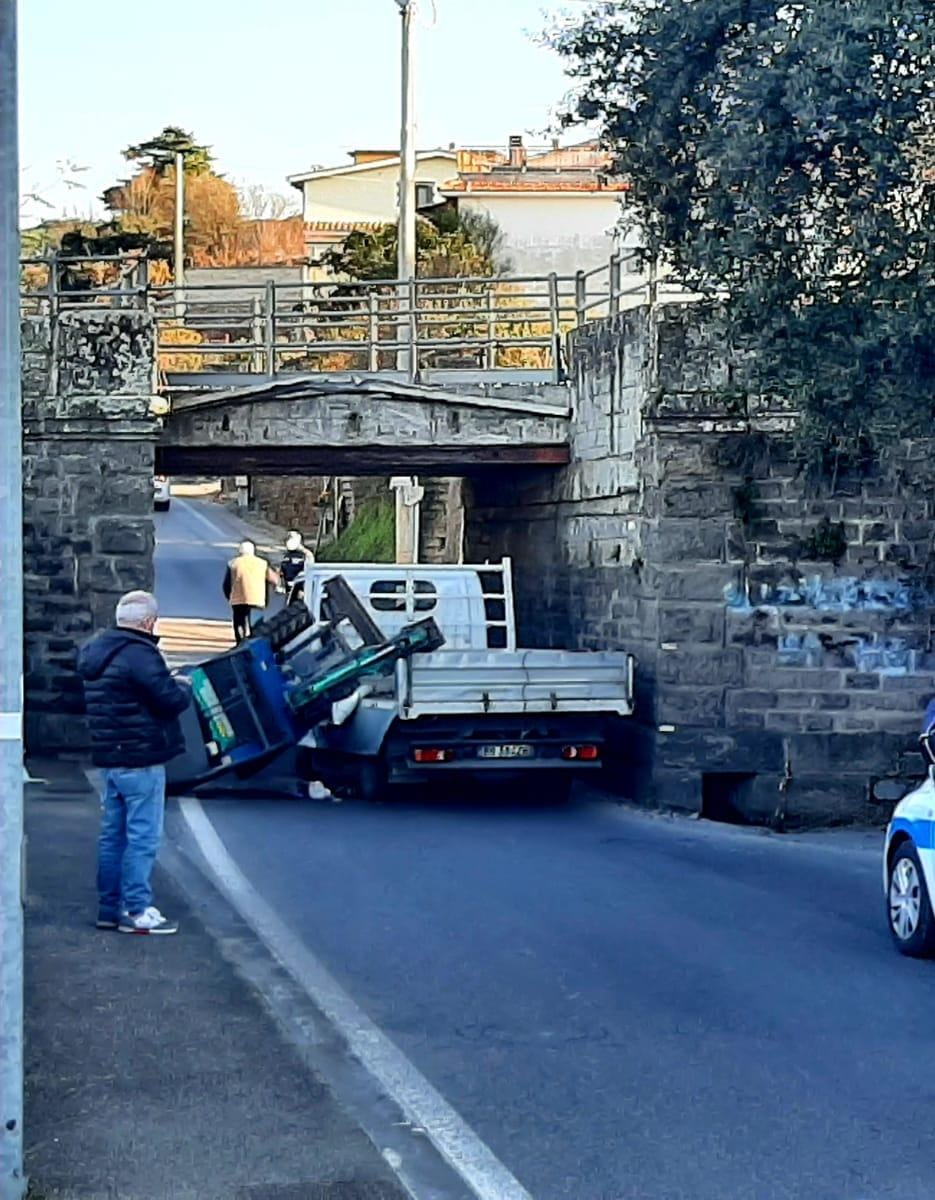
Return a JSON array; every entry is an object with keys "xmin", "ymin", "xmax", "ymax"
[
  {"xmin": 0, "ymin": 0, "xmax": 26, "ymax": 1194},
  {"xmin": 396, "ymin": 0, "xmax": 416, "ymax": 284},
  {"xmin": 396, "ymin": 0, "xmax": 416, "ymax": 376},
  {"xmin": 173, "ymin": 149, "xmax": 185, "ymax": 320}
]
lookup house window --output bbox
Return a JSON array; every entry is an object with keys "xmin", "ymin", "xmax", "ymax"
[{"xmin": 415, "ymin": 181, "xmax": 438, "ymax": 209}]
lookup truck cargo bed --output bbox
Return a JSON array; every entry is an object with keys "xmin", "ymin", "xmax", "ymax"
[{"xmin": 402, "ymin": 649, "xmax": 633, "ymax": 717}]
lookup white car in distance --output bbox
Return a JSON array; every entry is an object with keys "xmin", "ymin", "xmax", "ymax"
[{"xmin": 153, "ymin": 475, "xmax": 171, "ymax": 512}]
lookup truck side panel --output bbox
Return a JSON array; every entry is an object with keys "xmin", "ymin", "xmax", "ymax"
[{"xmin": 405, "ymin": 649, "xmax": 633, "ymax": 716}]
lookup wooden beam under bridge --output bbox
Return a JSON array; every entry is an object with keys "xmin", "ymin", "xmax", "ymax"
[{"xmin": 156, "ymin": 442, "xmax": 570, "ymax": 477}]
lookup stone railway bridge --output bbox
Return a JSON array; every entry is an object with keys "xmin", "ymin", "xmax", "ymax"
[
  {"xmin": 158, "ymin": 373, "xmax": 570, "ymax": 477},
  {"xmin": 23, "ymin": 305, "xmax": 935, "ymax": 826}
]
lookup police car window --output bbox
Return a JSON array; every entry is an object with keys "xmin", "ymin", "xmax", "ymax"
[{"xmin": 370, "ymin": 580, "xmax": 437, "ymax": 612}]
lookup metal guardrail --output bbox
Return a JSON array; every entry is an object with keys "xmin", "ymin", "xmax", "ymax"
[{"xmin": 19, "ymin": 251, "xmax": 687, "ymax": 383}]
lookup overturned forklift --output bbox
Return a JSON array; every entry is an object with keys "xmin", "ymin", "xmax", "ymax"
[{"xmin": 165, "ymin": 575, "xmax": 444, "ymax": 793}]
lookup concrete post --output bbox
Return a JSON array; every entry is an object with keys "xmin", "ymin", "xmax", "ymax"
[
  {"xmin": 173, "ymin": 150, "xmax": 185, "ymax": 320},
  {"xmin": 0, "ymin": 1, "xmax": 25, "ymax": 1191},
  {"xmin": 390, "ymin": 475, "xmax": 424, "ymax": 564}
]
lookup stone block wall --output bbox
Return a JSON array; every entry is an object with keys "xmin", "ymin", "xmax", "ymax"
[
  {"xmin": 467, "ymin": 305, "xmax": 935, "ymax": 826},
  {"xmin": 247, "ymin": 476, "xmax": 390, "ymax": 547},
  {"xmin": 23, "ymin": 310, "xmax": 159, "ymax": 753},
  {"xmin": 419, "ymin": 478, "xmax": 464, "ymax": 564},
  {"xmin": 249, "ymin": 476, "xmax": 331, "ymax": 535},
  {"xmin": 248, "ymin": 474, "xmax": 464, "ymax": 564},
  {"xmin": 467, "ymin": 308, "xmax": 652, "ymax": 739}
]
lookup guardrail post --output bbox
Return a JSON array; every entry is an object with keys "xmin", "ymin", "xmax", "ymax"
[
  {"xmin": 45, "ymin": 251, "xmax": 57, "ymax": 320},
  {"xmin": 130, "ymin": 254, "xmax": 148, "ymax": 303},
  {"xmin": 574, "ymin": 270, "xmax": 586, "ymax": 326},
  {"xmin": 547, "ymin": 272, "xmax": 561, "ymax": 383},
  {"xmin": 368, "ymin": 289, "xmax": 379, "ymax": 372},
  {"xmin": 485, "ymin": 284, "xmax": 495, "ymax": 369},
  {"xmin": 395, "ymin": 278, "xmax": 409, "ymax": 377},
  {"xmin": 407, "ymin": 277, "xmax": 418, "ymax": 382},
  {"xmin": 251, "ymin": 295, "xmax": 264, "ymax": 373},
  {"xmin": 609, "ymin": 253, "xmax": 621, "ymax": 317},
  {"xmin": 264, "ymin": 279, "xmax": 276, "ymax": 377}
]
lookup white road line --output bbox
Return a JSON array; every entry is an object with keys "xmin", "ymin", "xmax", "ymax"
[
  {"xmin": 179, "ymin": 795, "xmax": 534, "ymax": 1200},
  {"xmin": 175, "ymin": 497, "xmax": 279, "ymax": 555},
  {"xmin": 174, "ymin": 497, "xmax": 240, "ymax": 545}
]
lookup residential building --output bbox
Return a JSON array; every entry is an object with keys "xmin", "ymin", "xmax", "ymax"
[
  {"xmin": 287, "ymin": 138, "xmax": 631, "ymax": 277},
  {"xmin": 442, "ymin": 137, "xmax": 631, "ymax": 275},
  {"xmin": 288, "ymin": 148, "xmax": 458, "ymax": 277}
]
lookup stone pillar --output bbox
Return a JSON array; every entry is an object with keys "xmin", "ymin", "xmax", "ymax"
[
  {"xmin": 22, "ymin": 310, "xmax": 159, "ymax": 754},
  {"xmin": 419, "ymin": 477, "xmax": 465, "ymax": 564}
]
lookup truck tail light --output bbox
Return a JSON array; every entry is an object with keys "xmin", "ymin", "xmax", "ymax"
[
  {"xmin": 413, "ymin": 747, "xmax": 452, "ymax": 763},
  {"xmin": 561, "ymin": 744, "xmax": 600, "ymax": 761}
]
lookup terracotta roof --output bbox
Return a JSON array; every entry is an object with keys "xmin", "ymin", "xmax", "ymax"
[
  {"xmin": 525, "ymin": 143, "xmax": 611, "ymax": 170},
  {"xmin": 441, "ymin": 173, "xmax": 629, "ymax": 194}
]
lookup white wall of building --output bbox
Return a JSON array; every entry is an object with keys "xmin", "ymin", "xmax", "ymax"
[
  {"xmin": 458, "ymin": 193, "xmax": 633, "ymax": 275},
  {"xmin": 299, "ymin": 155, "xmax": 456, "ymax": 224}
]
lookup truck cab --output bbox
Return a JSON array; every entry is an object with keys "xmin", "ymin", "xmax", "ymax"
[{"xmin": 301, "ymin": 563, "xmax": 513, "ymax": 651}]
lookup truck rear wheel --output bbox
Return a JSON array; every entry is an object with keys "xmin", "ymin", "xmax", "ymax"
[{"xmin": 356, "ymin": 759, "xmax": 388, "ymax": 804}]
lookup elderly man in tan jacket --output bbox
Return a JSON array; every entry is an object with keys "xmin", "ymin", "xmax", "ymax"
[{"xmin": 223, "ymin": 540, "xmax": 279, "ymax": 643}]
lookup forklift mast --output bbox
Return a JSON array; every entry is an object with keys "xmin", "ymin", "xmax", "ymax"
[{"xmin": 165, "ymin": 576, "xmax": 444, "ymax": 792}]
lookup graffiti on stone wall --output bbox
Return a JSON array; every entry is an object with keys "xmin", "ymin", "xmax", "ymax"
[
  {"xmin": 724, "ymin": 574, "xmax": 935, "ymax": 675},
  {"xmin": 769, "ymin": 630, "xmax": 920, "ymax": 673},
  {"xmin": 724, "ymin": 575, "xmax": 921, "ymax": 613}
]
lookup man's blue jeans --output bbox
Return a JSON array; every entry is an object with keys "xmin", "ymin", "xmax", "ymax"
[{"xmin": 97, "ymin": 765, "xmax": 166, "ymax": 918}]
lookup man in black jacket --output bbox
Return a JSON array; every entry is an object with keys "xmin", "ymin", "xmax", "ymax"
[{"xmin": 77, "ymin": 590, "xmax": 191, "ymax": 935}]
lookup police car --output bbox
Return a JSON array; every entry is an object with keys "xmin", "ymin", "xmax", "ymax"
[{"xmin": 884, "ymin": 701, "xmax": 935, "ymax": 957}]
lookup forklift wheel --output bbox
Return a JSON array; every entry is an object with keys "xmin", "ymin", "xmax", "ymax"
[{"xmin": 251, "ymin": 603, "xmax": 313, "ymax": 652}]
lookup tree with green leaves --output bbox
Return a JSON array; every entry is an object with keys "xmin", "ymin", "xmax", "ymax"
[
  {"xmin": 101, "ymin": 127, "xmax": 240, "ymax": 267},
  {"xmin": 552, "ymin": 0, "xmax": 935, "ymax": 465},
  {"xmin": 121, "ymin": 126, "xmax": 214, "ymax": 176},
  {"xmin": 322, "ymin": 207, "xmax": 510, "ymax": 280},
  {"xmin": 311, "ymin": 209, "xmax": 514, "ymax": 370}
]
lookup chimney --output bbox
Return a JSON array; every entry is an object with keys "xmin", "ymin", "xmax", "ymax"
[{"xmin": 508, "ymin": 134, "xmax": 526, "ymax": 170}]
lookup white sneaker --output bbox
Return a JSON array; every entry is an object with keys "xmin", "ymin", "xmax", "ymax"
[
  {"xmin": 308, "ymin": 780, "xmax": 335, "ymax": 801},
  {"xmin": 118, "ymin": 906, "xmax": 179, "ymax": 935}
]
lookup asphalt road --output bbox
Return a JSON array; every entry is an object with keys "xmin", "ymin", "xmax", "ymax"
[
  {"xmin": 154, "ymin": 493, "xmax": 277, "ymax": 622},
  {"xmin": 155, "ymin": 497, "xmax": 935, "ymax": 1200}
]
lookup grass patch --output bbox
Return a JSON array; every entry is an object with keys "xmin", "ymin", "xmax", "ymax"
[{"xmin": 317, "ymin": 499, "xmax": 395, "ymax": 563}]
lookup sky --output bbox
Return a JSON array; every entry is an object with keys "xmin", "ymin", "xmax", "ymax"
[{"xmin": 18, "ymin": 0, "xmax": 592, "ymax": 226}]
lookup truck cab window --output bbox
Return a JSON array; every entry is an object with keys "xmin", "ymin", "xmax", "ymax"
[{"xmin": 370, "ymin": 580, "xmax": 437, "ymax": 613}]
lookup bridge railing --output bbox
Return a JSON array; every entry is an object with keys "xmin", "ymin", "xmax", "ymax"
[
  {"xmin": 20, "ymin": 251, "xmax": 690, "ymax": 383},
  {"xmin": 19, "ymin": 254, "xmax": 150, "ymax": 315}
]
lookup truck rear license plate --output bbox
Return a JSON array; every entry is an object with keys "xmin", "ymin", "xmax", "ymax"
[{"xmin": 478, "ymin": 743, "xmax": 533, "ymax": 759}]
